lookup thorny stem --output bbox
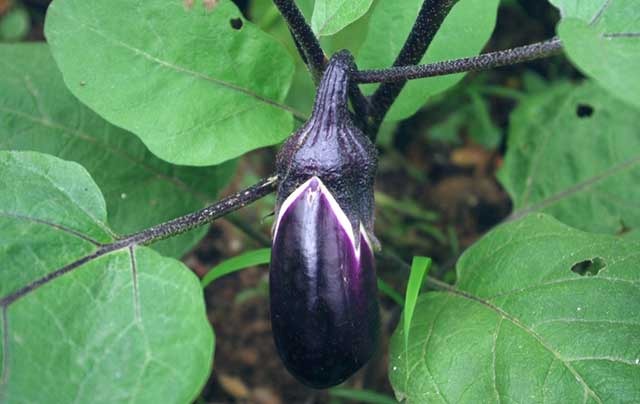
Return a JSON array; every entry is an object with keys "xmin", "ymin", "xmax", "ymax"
[
  {"xmin": 0, "ymin": 176, "xmax": 279, "ymax": 307},
  {"xmin": 368, "ymin": 0, "xmax": 457, "ymax": 135},
  {"xmin": 347, "ymin": 60, "xmax": 374, "ymax": 134},
  {"xmin": 354, "ymin": 37, "xmax": 564, "ymax": 84},
  {"xmin": 272, "ymin": 0, "xmax": 326, "ymax": 81},
  {"xmin": 118, "ymin": 176, "xmax": 278, "ymax": 246},
  {"xmin": 271, "ymin": 0, "xmax": 372, "ymax": 134}
]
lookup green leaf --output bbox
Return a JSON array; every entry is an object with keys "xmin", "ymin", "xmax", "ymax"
[
  {"xmin": 318, "ymin": 2, "xmax": 373, "ymax": 59},
  {"xmin": 0, "ymin": 5, "xmax": 30, "ymax": 41},
  {"xmin": 311, "ymin": 0, "xmax": 374, "ymax": 36},
  {"xmin": 0, "ymin": 43, "xmax": 236, "ymax": 258},
  {"xmin": 498, "ymin": 81, "xmax": 640, "ymax": 235},
  {"xmin": 0, "ymin": 151, "xmax": 213, "ymax": 403},
  {"xmin": 428, "ymin": 86, "xmax": 503, "ymax": 147},
  {"xmin": 403, "ymin": 256, "xmax": 431, "ymax": 347},
  {"xmin": 550, "ymin": 0, "xmax": 640, "ymax": 108},
  {"xmin": 468, "ymin": 89, "xmax": 501, "ymax": 148},
  {"xmin": 44, "ymin": 0, "xmax": 295, "ymax": 166},
  {"xmin": 330, "ymin": 387, "xmax": 398, "ymax": 404},
  {"xmin": 201, "ymin": 248, "xmax": 271, "ymax": 288},
  {"xmin": 357, "ymin": 0, "xmax": 499, "ymax": 121},
  {"xmin": 390, "ymin": 213, "xmax": 640, "ymax": 403}
]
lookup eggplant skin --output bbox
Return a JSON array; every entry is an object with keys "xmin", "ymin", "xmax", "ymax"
[{"xmin": 270, "ymin": 177, "xmax": 379, "ymax": 389}]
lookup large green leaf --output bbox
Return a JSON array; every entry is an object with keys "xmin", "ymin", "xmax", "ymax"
[
  {"xmin": 390, "ymin": 214, "xmax": 640, "ymax": 403},
  {"xmin": 0, "ymin": 151, "xmax": 213, "ymax": 403},
  {"xmin": 357, "ymin": 0, "xmax": 499, "ymax": 121},
  {"xmin": 311, "ymin": 0, "xmax": 373, "ymax": 36},
  {"xmin": 44, "ymin": 0, "xmax": 295, "ymax": 166},
  {"xmin": 498, "ymin": 81, "xmax": 640, "ymax": 235},
  {"xmin": 550, "ymin": 0, "xmax": 640, "ymax": 108},
  {"xmin": 0, "ymin": 43, "xmax": 236, "ymax": 258}
]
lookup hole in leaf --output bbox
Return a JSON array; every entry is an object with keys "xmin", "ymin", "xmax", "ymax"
[
  {"xmin": 230, "ymin": 18, "xmax": 243, "ymax": 30},
  {"xmin": 571, "ymin": 257, "xmax": 606, "ymax": 276},
  {"xmin": 576, "ymin": 104, "xmax": 594, "ymax": 118}
]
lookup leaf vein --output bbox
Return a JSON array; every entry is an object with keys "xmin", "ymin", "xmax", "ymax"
[
  {"xmin": 568, "ymin": 356, "xmax": 640, "ymax": 366},
  {"xmin": 590, "ymin": 0, "xmax": 611, "ymax": 25},
  {"xmin": 60, "ymin": 14, "xmax": 301, "ymax": 118},
  {"xmin": 520, "ymin": 92, "xmax": 576, "ymax": 205},
  {"xmin": 603, "ymin": 32, "xmax": 640, "ymax": 38},
  {"xmin": 487, "ymin": 275, "xmax": 640, "ymax": 301},
  {"xmin": 0, "ymin": 307, "xmax": 9, "ymax": 393},
  {"xmin": 442, "ymin": 290, "xmax": 604, "ymax": 403},
  {"xmin": 415, "ymin": 299, "xmax": 449, "ymax": 403},
  {"xmin": 129, "ymin": 247, "xmax": 141, "ymax": 323},
  {"xmin": 6, "ymin": 158, "xmax": 113, "ymax": 237},
  {"xmin": 0, "ymin": 106, "xmax": 211, "ymax": 203},
  {"xmin": 509, "ymin": 151, "xmax": 640, "ymax": 221},
  {"xmin": 532, "ymin": 318, "xmax": 640, "ymax": 329},
  {"xmin": 0, "ymin": 211, "xmax": 102, "ymax": 246},
  {"xmin": 491, "ymin": 317, "xmax": 503, "ymax": 404}
]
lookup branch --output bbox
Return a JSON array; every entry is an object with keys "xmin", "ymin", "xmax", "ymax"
[
  {"xmin": 0, "ymin": 176, "xmax": 279, "ymax": 306},
  {"xmin": 116, "ymin": 176, "xmax": 279, "ymax": 247},
  {"xmin": 272, "ymin": 0, "xmax": 326, "ymax": 81},
  {"xmin": 354, "ymin": 37, "xmax": 563, "ymax": 84},
  {"xmin": 271, "ymin": 0, "xmax": 372, "ymax": 134},
  {"xmin": 368, "ymin": 0, "xmax": 457, "ymax": 133},
  {"xmin": 347, "ymin": 58, "xmax": 373, "ymax": 134}
]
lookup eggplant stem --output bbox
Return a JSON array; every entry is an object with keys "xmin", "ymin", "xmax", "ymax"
[
  {"xmin": 271, "ymin": 0, "xmax": 372, "ymax": 135},
  {"xmin": 368, "ymin": 0, "xmax": 457, "ymax": 136},
  {"xmin": 354, "ymin": 37, "xmax": 563, "ymax": 84}
]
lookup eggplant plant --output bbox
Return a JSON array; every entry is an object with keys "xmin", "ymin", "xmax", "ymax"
[{"xmin": 0, "ymin": 0, "xmax": 639, "ymax": 402}]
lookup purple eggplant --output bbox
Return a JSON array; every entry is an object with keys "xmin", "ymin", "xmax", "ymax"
[{"xmin": 270, "ymin": 51, "xmax": 379, "ymax": 388}]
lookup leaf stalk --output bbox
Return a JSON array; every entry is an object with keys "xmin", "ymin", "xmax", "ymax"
[
  {"xmin": 354, "ymin": 37, "xmax": 563, "ymax": 84},
  {"xmin": 368, "ymin": 0, "xmax": 457, "ymax": 134}
]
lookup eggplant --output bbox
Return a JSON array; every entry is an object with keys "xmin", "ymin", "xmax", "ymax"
[{"xmin": 270, "ymin": 51, "xmax": 379, "ymax": 388}]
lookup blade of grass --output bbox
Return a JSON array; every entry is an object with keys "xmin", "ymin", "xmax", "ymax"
[
  {"xmin": 377, "ymin": 278, "xmax": 404, "ymax": 306},
  {"xmin": 201, "ymin": 248, "xmax": 271, "ymax": 288},
  {"xmin": 203, "ymin": 248, "xmax": 405, "ymax": 308},
  {"xmin": 447, "ymin": 225, "xmax": 460, "ymax": 256},
  {"xmin": 404, "ymin": 256, "xmax": 432, "ymax": 347},
  {"xmin": 329, "ymin": 387, "xmax": 398, "ymax": 404}
]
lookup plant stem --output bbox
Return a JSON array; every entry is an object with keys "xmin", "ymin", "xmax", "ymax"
[
  {"xmin": 271, "ymin": 0, "xmax": 372, "ymax": 134},
  {"xmin": 354, "ymin": 37, "xmax": 563, "ymax": 84},
  {"xmin": 368, "ymin": 0, "xmax": 457, "ymax": 134},
  {"xmin": 115, "ymin": 176, "xmax": 279, "ymax": 247},
  {"xmin": 272, "ymin": 0, "xmax": 326, "ymax": 81},
  {"xmin": 0, "ymin": 176, "xmax": 280, "ymax": 307}
]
